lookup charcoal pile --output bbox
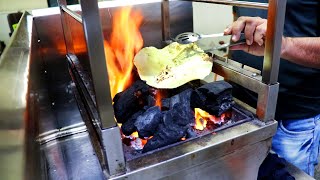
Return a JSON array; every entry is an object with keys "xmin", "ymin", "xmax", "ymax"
[
  {"xmin": 113, "ymin": 80, "xmax": 234, "ymax": 152},
  {"xmin": 190, "ymin": 81, "xmax": 234, "ymax": 116},
  {"xmin": 113, "ymin": 80, "xmax": 156, "ymax": 123}
]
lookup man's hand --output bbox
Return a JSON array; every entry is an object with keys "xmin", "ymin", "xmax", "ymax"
[
  {"xmin": 224, "ymin": 16, "xmax": 267, "ymax": 56},
  {"xmin": 224, "ymin": 16, "xmax": 320, "ymax": 68}
]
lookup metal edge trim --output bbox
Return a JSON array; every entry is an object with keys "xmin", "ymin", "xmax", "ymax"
[{"xmin": 36, "ymin": 122, "xmax": 87, "ymax": 144}]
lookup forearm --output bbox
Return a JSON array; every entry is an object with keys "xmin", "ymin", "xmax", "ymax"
[{"xmin": 281, "ymin": 37, "xmax": 320, "ymax": 68}]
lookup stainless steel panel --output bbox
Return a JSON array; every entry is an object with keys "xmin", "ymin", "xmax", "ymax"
[
  {"xmin": 101, "ymin": 127, "xmax": 126, "ymax": 175},
  {"xmin": 257, "ymin": 83, "xmax": 279, "ymax": 121},
  {"xmin": 162, "ymin": 139, "xmax": 271, "ymax": 180},
  {"xmin": 40, "ymin": 132, "xmax": 105, "ymax": 180},
  {"xmin": 0, "ymin": 12, "xmax": 33, "ymax": 180},
  {"xmin": 99, "ymin": 1, "xmax": 193, "ymax": 48},
  {"xmin": 32, "ymin": 14, "xmax": 86, "ymax": 135}
]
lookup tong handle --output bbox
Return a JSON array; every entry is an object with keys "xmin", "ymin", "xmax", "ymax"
[
  {"xmin": 204, "ymin": 38, "xmax": 247, "ymax": 52},
  {"xmin": 200, "ymin": 33, "xmax": 225, "ymax": 38}
]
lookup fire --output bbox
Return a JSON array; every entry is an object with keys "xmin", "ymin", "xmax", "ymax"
[
  {"xmin": 155, "ymin": 90, "xmax": 162, "ymax": 107},
  {"xmin": 104, "ymin": 7, "xmax": 144, "ymax": 98},
  {"xmin": 194, "ymin": 108, "xmax": 209, "ymax": 130},
  {"xmin": 194, "ymin": 108, "xmax": 225, "ymax": 131},
  {"xmin": 129, "ymin": 132, "xmax": 150, "ymax": 150}
]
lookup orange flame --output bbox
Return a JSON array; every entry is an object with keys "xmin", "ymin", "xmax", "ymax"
[
  {"xmin": 131, "ymin": 132, "xmax": 151, "ymax": 147},
  {"xmin": 104, "ymin": 7, "xmax": 144, "ymax": 98},
  {"xmin": 155, "ymin": 90, "xmax": 162, "ymax": 107},
  {"xmin": 194, "ymin": 108, "xmax": 225, "ymax": 130},
  {"xmin": 194, "ymin": 108, "xmax": 209, "ymax": 130}
]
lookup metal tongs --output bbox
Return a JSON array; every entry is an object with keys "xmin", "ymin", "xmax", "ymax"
[
  {"xmin": 174, "ymin": 32, "xmax": 246, "ymax": 52},
  {"xmin": 175, "ymin": 32, "xmax": 228, "ymax": 44},
  {"xmin": 204, "ymin": 39, "xmax": 247, "ymax": 52}
]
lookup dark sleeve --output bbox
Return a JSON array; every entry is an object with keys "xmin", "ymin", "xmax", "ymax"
[
  {"xmin": 232, "ymin": 6, "xmax": 239, "ymax": 14},
  {"xmin": 232, "ymin": 6, "xmax": 240, "ymax": 20}
]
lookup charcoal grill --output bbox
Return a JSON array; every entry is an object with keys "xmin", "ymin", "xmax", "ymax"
[{"xmin": 0, "ymin": 0, "xmax": 286, "ymax": 179}]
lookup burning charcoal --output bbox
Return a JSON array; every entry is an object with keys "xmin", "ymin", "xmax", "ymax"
[
  {"xmin": 147, "ymin": 95, "xmax": 156, "ymax": 106},
  {"xmin": 186, "ymin": 127, "xmax": 197, "ymax": 138},
  {"xmin": 143, "ymin": 110, "xmax": 188, "ymax": 152},
  {"xmin": 169, "ymin": 103, "xmax": 194, "ymax": 126},
  {"xmin": 113, "ymin": 80, "xmax": 154, "ymax": 123},
  {"xmin": 169, "ymin": 80, "xmax": 201, "ymax": 96},
  {"xmin": 121, "ymin": 110, "xmax": 144, "ymax": 136},
  {"xmin": 169, "ymin": 88, "xmax": 193, "ymax": 109},
  {"xmin": 143, "ymin": 125, "xmax": 186, "ymax": 152},
  {"xmin": 143, "ymin": 124, "xmax": 188, "ymax": 152},
  {"xmin": 191, "ymin": 81, "xmax": 234, "ymax": 116},
  {"xmin": 166, "ymin": 89, "xmax": 194, "ymax": 125},
  {"xmin": 135, "ymin": 106, "xmax": 163, "ymax": 138},
  {"xmin": 161, "ymin": 98, "xmax": 170, "ymax": 111}
]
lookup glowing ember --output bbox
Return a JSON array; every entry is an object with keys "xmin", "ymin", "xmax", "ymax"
[
  {"xmin": 155, "ymin": 90, "xmax": 162, "ymax": 107},
  {"xmin": 104, "ymin": 7, "xmax": 144, "ymax": 98},
  {"xmin": 129, "ymin": 135, "xmax": 150, "ymax": 150},
  {"xmin": 194, "ymin": 108, "xmax": 225, "ymax": 131}
]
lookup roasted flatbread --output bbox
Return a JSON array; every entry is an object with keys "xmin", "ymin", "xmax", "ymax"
[{"xmin": 134, "ymin": 42, "xmax": 213, "ymax": 89}]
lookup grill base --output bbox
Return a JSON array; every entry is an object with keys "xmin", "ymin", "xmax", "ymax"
[
  {"xmin": 111, "ymin": 120, "xmax": 277, "ymax": 179},
  {"xmin": 68, "ymin": 53, "xmax": 277, "ymax": 179}
]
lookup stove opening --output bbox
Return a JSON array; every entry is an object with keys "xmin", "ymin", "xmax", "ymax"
[
  {"xmin": 99, "ymin": 6, "xmax": 251, "ymax": 154},
  {"xmin": 68, "ymin": 6, "xmax": 253, "ymax": 157}
]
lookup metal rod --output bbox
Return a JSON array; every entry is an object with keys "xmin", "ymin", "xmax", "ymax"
[
  {"xmin": 257, "ymin": 0, "xmax": 287, "ymax": 121},
  {"xmin": 161, "ymin": 0, "xmax": 171, "ymax": 42},
  {"xmin": 257, "ymin": 83, "xmax": 279, "ymax": 121},
  {"xmin": 79, "ymin": 0, "xmax": 125, "ymax": 175},
  {"xmin": 57, "ymin": 0, "xmax": 75, "ymax": 54},
  {"xmin": 182, "ymin": 0, "xmax": 268, "ymax": 10},
  {"xmin": 79, "ymin": 0, "xmax": 116, "ymax": 129},
  {"xmin": 262, "ymin": 0, "xmax": 287, "ymax": 84},
  {"xmin": 60, "ymin": 5, "xmax": 83, "ymax": 23},
  {"xmin": 212, "ymin": 57, "xmax": 265, "ymax": 94}
]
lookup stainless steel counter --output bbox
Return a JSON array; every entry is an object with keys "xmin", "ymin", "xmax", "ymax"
[{"xmin": 0, "ymin": 12, "xmax": 32, "ymax": 180}]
